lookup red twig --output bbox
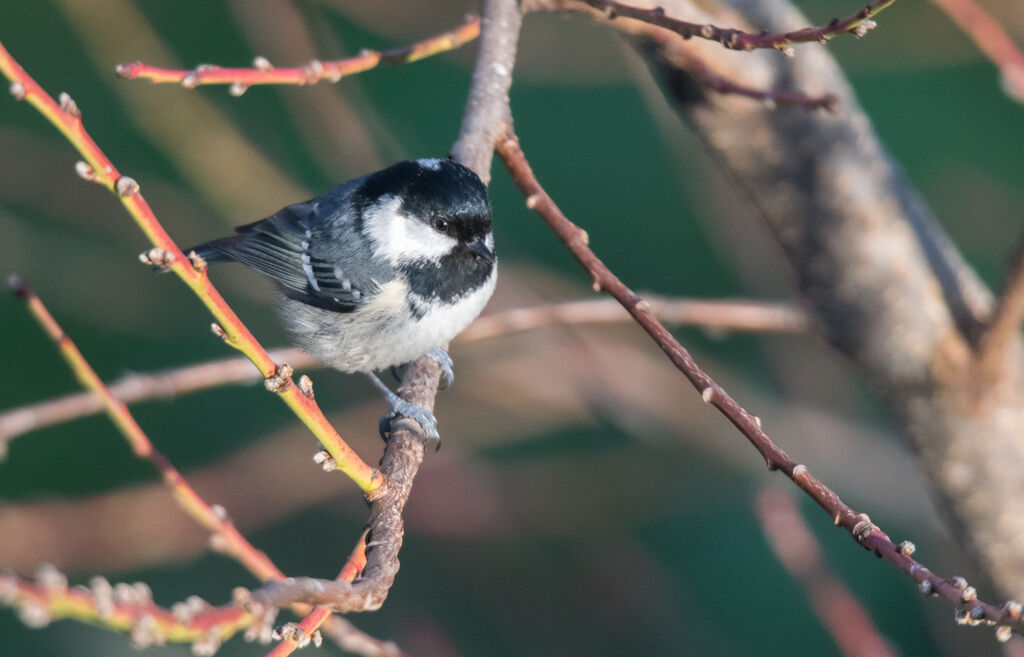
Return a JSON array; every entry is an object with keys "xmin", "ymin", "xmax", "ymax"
[
  {"xmin": 116, "ymin": 16, "xmax": 480, "ymax": 93},
  {"xmin": 756, "ymin": 489, "xmax": 899, "ymax": 657},
  {"xmin": 579, "ymin": 0, "xmax": 894, "ymax": 52},
  {"xmin": 0, "ymin": 39, "xmax": 379, "ymax": 492},
  {"xmin": 496, "ymin": 127, "xmax": 1023, "ymax": 640},
  {"xmin": 930, "ymin": 0, "xmax": 1024, "ymax": 103}
]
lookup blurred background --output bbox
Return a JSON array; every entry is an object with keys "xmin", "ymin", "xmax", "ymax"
[{"xmin": 1, "ymin": 1, "xmax": 1023, "ymax": 655}]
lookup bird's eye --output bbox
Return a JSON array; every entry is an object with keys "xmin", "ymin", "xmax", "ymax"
[{"xmin": 433, "ymin": 218, "xmax": 449, "ymax": 233}]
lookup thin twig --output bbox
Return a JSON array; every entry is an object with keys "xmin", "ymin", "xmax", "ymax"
[
  {"xmin": 0, "ymin": 297, "xmax": 804, "ymax": 446},
  {"xmin": 116, "ymin": 16, "xmax": 480, "ymax": 93},
  {"xmin": 496, "ymin": 126, "xmax": 1024, "ymax": 639},
  {"xmin": 578, "ymin": 0, "xmax": 894, "ymax": 52},
  {"xmin": 6, "ymin": 277, "xmax": 396, "ymax": 654},
  {"xmin": 755, "ymin": 489, "xmax": 900, "ymax": 657},
  {"xmin": 930, "ymin": 0, "xmax": 1024, "ymax": 104},
  {"xmin": 0, "ymin": 39, "xmax": 378, "ymax": 492}
]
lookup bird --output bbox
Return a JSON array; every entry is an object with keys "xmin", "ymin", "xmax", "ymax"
[{"xmin": 184, "ymin": 157, "xmax": 497, "ymax": 441}]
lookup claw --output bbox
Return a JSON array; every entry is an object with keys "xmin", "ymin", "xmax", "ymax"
[
  {"xmin": 428, "ymin": 348, "xmax": 454, "ymax": 389},
  {"xmin": 366, "ymin": 372, "xmax": 441, "ymax": 446}
]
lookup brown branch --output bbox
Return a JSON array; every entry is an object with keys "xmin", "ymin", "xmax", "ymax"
[
  {"xmin": 929, "ymin": 0, "xmax": 1024, "ymax": 104},
  {"xmin": 755, "ymin": 489, "xmax": 900, "ymax": 657},
  {"xmin": 0, "ymin": 297, "xmax": 804, "ymax": 447},
  {"xmin": 496, "ymin": 126, "xmax": 1024, "ymax": 639},
  {"xmin": 977, "ymin": 229, "xmax": 1024, "ymax": 379},
  {"xmin": 115, "ymin": 16, "xmax": 480, "ymax": 93},
  {"xmin": 577, "ymin": 0, "xmax": 894, "ymax": 52},
  {"xmin": 247, "ymin": 0, "xmax": 526, "ymax": 620}
]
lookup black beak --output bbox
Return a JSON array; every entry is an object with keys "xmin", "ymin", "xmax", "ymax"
[{"xmin": 466, "ymin": 236, "xmax": 495, "ymax": 262}]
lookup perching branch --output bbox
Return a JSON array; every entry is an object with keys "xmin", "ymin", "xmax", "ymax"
[
  {"xmin": 0, "ymin": 40, "xmax": 379, "ymax": 492},
  {"xmin": 496, "ymin": 126, "xmax": 1024, "ymax": 638},
  {"xmin": 116, "ymin": 15, "xmax": 480, "ymax": 94},
  {"xmin": 929, "ymin": 0, "xmax": 1024, "ymax": 104},
  {"xmin": 575, "ymin": 0, "xmax": 893, "ymax": 53},
  {"xmin": 245, "ymin": 0, "xmax": 526, "ymax": 628}
]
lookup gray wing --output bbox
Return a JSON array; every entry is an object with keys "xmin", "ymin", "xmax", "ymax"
[{"xmin": 189, "ymin": 184, "xmax": 378, "ymax": 312}]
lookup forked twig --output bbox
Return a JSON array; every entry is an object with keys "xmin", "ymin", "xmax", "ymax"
[
  {"xmin": 116, "ymin": 16, "xmax": 480, "ymax": 94},
  {"xmin": 496, "ymin": 126, "xmax": 1023, "ymax": 640}
]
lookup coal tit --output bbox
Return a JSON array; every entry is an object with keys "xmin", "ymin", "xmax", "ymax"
[{"xmin": 187, "ymin": 158, "xmax": 497, "ymax": 439}]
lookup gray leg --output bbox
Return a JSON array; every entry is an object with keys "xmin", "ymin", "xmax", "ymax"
[
  {"xmin": 366, "ymin": 372, "xmax": 439, "ymax": 443},
  {"xmin": 428, "ymin": 347, "xmax": 454, "ymax": 389}
]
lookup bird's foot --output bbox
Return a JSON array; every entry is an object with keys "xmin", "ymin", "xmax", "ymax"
[
  {"xmin": 428, "ymin": 348, "xmax": 454, "ymax": 389},
  {"xmin": 367, "ymin": 372, "xmax": 440, "ymax": 447}
]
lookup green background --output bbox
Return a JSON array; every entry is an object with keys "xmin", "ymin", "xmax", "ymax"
[{"xmin": 1, "ymin": 1, "xmax": 1022, "ymax": 655}]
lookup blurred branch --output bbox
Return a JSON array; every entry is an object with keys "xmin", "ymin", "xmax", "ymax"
[
  {"xmin": 116, "ymin": 15, "xmax": 480, "ymax": 94},
  {"xmin": 496, "ymin": 126, "xmax": 1024, "ymax": 637},
  {"xmin": 246, "ymin": 0, "xmax": 525, "ymax": 622},
  {"xmin": 929, "ymin": 0, "xmax": 1024, "ymax": 103},
  {"xmin": 629, "ymin": 0, "xmax": 1024, "ymax": 604},
  {"xmin": 0, "ymin": 296, "xmax": 804, "ymax": 447},
  {"xmin": 6, "ymin": 278, "xmax": 401, "ymax": 656},
  {"xmin": 755, "ymin": 489, "xmax": 900, "ymax": 657},
  {"xmin": 572, "ymin": 0, "xmax": 893, "ymax": 52},
  {"xmin": 0, "ymin": 39, "xmax": 379, "ymax": 492},
  {"xmin": 977, "ymin": 223, "xmax": 1024, "ymax": 380}
]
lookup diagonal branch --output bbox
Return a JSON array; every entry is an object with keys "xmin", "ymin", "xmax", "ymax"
[
  {"xmin": 496, "ymin": 126, "xmax": 1024, "ymax": 638},
  {"xmin": 0, "ymin": 39, "xmax": 378, "ymax": 492},
  {"xmin": 116, "ymin": 15, "xmax": 480, "ymax": 94},
  {"xmin": 576, "ymin": 0, "xmax": 894, "ymax": 52}
]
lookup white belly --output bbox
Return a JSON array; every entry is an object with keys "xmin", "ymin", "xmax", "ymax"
[{"xmin": 280, "ymin": 268, "xmax": 497, "ymax": 372}]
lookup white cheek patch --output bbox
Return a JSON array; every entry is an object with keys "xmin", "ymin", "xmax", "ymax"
[{"xmin": 363, "ymin": 195, "xmax": 458, "ymax": 266}]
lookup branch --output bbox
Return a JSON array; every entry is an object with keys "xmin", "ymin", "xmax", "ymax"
[
  {"xmin": 0, "ymin": 297, "xmax": 804, "ymax": 447},
  {"xmin": 496, "ymin": 126, "xmax": 1024, "ymax": 639},
  {"xmin": 116, "ymin": 15, "xmax": 480, "ymax": 94},
  {"xmin": 929, "ymin": 0, "xmax": 1024, "ymax": 104},
  {"xmin": 755, "ymin": 489, "xmax": 901, "ymax": 657},
  {"xmin": 576, "ymin": 0, "xmax": 894, "ymax": 52},
  {"xmin": 6, "ymin": 278, "xmax": 401, "ymax": 656},
  {"xmin": 0, "ymin": 39, "xmax": 378, "ymax": 492}
]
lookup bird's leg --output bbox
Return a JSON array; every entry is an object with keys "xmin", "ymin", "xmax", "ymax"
[
  {"xmin": 366, "ymin": 372, "xmax": 440, "ymax": 445},
  {"xmin": 428, "ymin": 347, "xmax": 454, "ymax": 389}
]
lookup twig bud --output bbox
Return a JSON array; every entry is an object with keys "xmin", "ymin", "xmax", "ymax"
[
  {"xmin": 187, "ymin": 250, "xmax": 208, "ymax": 272},
  {"xmin": 264, "ymin": 364, "xmax": 294, "ymax": 392},
  {"xmin": 996, "ymin": 626, "xmax": 1012, "ymax": 643},
  {"xmin": 9, "ymin": 81, "xmax": 26, "ymax": 101},
  {"xmin": 897, "ymin": 540, "xmax": 916, "ymax": 556},
  {"xmin": 75, "ymin": 160, "xmax": 98, "ymax": 181},
  {"xmin": 229, "ymin": 81, "xmax": 249, "ymax": 97},
  {"xmin": 298, "ymin": 375, "xmax": 314, "ymax": 398},
  {"xmin": 139, "ymin": 247, "xmax": 174, "ymax": 267},
  {"xmin": 252, "ymin": 56, "xmax": 273, "ymax": 71},
  {"xmin": 34, "ymin": 564, "xmax": 67, "ymax": 593},
  {"xmin": 58, "ymin": 92, "xmax": 80, "ymax": 117},
  {"xmin": 961, "ymin": 586, "xmax": 977, "ymax": 603},
  {"xmin": 116, "ymin": 176, "xmax": 139, "ymax": 196},
  {"xmin": 181, "ymin": 71, "xmax": 201, "ymax": 89},
  {"xmin": 211, "ymin": 323, "xmax": 228, "ymax": 342}
]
